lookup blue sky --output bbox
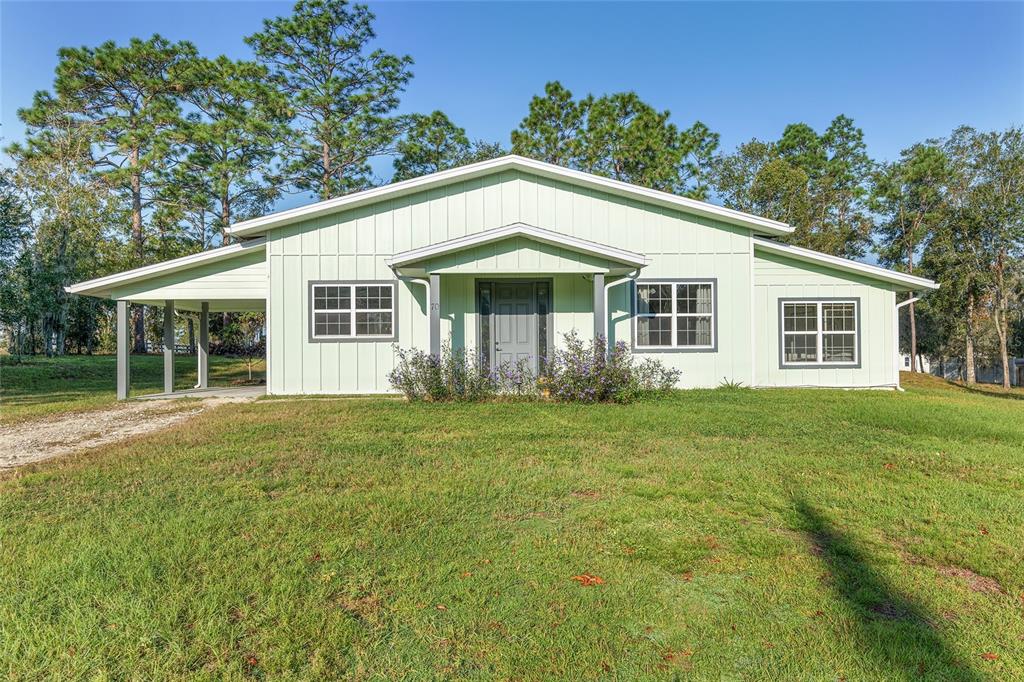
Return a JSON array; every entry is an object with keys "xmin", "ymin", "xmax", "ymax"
[{"xmin": 2, "ymin": 0, "xmax": 1022, "ymax": 205}]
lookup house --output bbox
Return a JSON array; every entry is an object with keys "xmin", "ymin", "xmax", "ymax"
[
  {"xmin": 66, "ymin": 155, "xmax": 938, "ymax": 398},
  {"xmin": 900, "ymin": 353, "xmax": 931, "ymax": 373}
]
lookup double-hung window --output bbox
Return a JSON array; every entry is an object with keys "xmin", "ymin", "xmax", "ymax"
[
  {"xmin": 310, "ymin": 282, "xmax": 395, "ymax": 341},
  {"xmin": 781, "ymin": 299, "xmax": 858, "ymax": 366},
  {"xmin": 635, "ymin": 280, "xmax": 715, "ymax": 350}
]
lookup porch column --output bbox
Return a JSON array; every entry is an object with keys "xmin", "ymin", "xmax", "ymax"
[
  {"xmin": 163, "ymin": 300, "xmax": 175, "ymax": 394},
  {"xmin": 116, "ymin": 300, "xmax": 130, "ymax": 400},
  {"xmin": 429, "ymin": 273, "xmax": 441, "ymax": 357},
  {"xmin": 593, "ymin": 273, "xmax": 605, "ymax": 341},
  {"xmin": 198, "ymin": 302, "xmax": 209, "ymax": 389}
]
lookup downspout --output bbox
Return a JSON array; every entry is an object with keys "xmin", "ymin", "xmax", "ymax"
[
  {"xmin": 893, "ymin": 293, "xmax": 920, "ymax": 390},
  {"xmin": 604, "ymin": 269, "xmax": 641, "ymax": 342}
]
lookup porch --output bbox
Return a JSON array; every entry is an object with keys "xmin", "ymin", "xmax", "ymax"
[{"xmin": 387, "ymin": 223, "xmax": 649, "ymax": 371}]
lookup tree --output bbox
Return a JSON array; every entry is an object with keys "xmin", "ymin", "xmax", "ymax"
[
  {"xmin": 511, "ymin": 82, "xmax": 718, "ymax": 196},
  {"xmin": 246, "ymin": 0, "xmax": 413, "ymax": 200},
  {"xmin": 6, "ymin": 117, "xmax": 118, "ymax": 356},
  {"xmin": 0, "ymin": 169, "xmax": 32, "ymax": 357},
  {"xmin": 16, "ymin": 35, "xmax": 202, "ymax": 351},
  {"xmin": 712, "ymin": 116, "xmax": 874, "ymax": 259},
  {"xmin": 872, "ymin": 142, "xmax": 949, "ymax": 371},
  {"xmin": 971, "ymin": 127, "xmax": 1024, "ymax": 389},
  {"xmin": 511, "ymin": 81, "xmax": 588, "ymax": 167},
  {"xmin": 164, "ymin": 56, "xmax": 291, "ymax": 246}
]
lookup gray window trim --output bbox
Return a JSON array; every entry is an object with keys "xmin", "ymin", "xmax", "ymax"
[
  {"xmin": 778, "ymin": 297, "xmax": 861, "ymax": 369},
  {"xmin": 630, "ymin": 278, "xmax": 718, "ymax": 353},
  {"xmin": 475, "ymin": 278, "xmax": 554, "ymax": 372},
  {"xmin": 308, "ymin": 280, "xmax": 398, "ymax": 343}
]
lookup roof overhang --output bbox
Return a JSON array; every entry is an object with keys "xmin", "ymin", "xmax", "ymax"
[
  {"xmin": 385, "ymin": 223, "xmax": 648, "ymax": 271},
  {"xmin": 227, "ymin": 155, "xmax": 794, "ymax": 239},
  {"xmin": 66, "ymin": 238, "xmax": 266, "ymax": 298},
  {"xmin": 753, "ymin": 238, "xmax": 939, "ymax": 291}
]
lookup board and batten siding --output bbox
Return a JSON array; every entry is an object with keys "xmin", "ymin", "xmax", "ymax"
[
  {"xmin": 109, "ymin": 248, "xmax": 267, "ymax": 308},
  {"xmin": 753, "ymin": 249, "xmax": 898, "ymax": 388},
  {"xmin": 267, "ymin": 169, "xmax": 757, "ymax": 393}
]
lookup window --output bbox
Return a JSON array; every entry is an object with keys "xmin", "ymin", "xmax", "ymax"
[
  {"xmin": 635, "ymin": 280, "xmax": 715, "ymax": 350},
  {"xmin": 310, "ymin": 282, "xmax": 395, "ymax": 340},
  {"xmin": 781, "ymin": 299, "xmax": 859, "ymax": 366}
]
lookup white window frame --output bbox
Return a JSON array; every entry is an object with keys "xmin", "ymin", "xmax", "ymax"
[
  {"xmin": 634, "ymin": 279, "xmax": 716, "ymax": 351},
  {"xmin": 309, "ymin": 281, "xmax": 396, "ymax": 342},
  {"xmin": 780, "ymin": 299, "xmax": 859, "ymax": 367}
]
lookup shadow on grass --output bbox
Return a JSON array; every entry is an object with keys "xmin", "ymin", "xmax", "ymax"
[
  {"xmin": 793, "ymin": 499, "xmax": 982, "ymax": 681},
  {"xmin": 957, "ymin": 384, "xmax": 1024, "ymax": 402}
]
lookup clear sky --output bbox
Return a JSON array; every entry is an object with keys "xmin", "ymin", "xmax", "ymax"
[{"xmin": 2, "ymin": 0, "xmax": 1022, "ymax": 206}]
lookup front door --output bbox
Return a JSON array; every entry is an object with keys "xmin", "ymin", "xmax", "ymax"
[{"xmin": 493, "ymin": 282, "xmax": 537, "ymax": 371}]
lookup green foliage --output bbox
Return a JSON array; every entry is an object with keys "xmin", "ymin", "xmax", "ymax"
[
  {"xmin": 711, "ymin": 115, "xmax": 875, "ymax": 258},
  {"xmin": 246, "ymin": 0, "xmax": 413, "ymax": 200},
  {"xmin": 392, "ymin": 111, "xmax": 504, "ymax": 182},
  {"xmin": 160, "ymin": 56, "xmax": 292, "ymax": 245},
  {"xmin": 511, "ymin": 81, "xmax": 719, "ymax": 198}
]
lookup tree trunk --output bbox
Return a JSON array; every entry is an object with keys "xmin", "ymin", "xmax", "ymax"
[
  {"xmin": 130, "ymin": 147, "xmax": 147, "ymax": 353},
  {"xmin": 906, "ymin": 247, "xmax": 917, "ymax": 373},
  {"xmin": 321, "ymin": 140, "xmax": 332, "ymax": 201},
  {"xmin": 965, "ymin": 291, "xmax": 977, "ymax": 385},
  {"xmin": 220, "ymin": 191, "xmax": 231, "ymax": 246},
  {"xmin": 993, "ymin": 251, "xmax": 1011, "ymax": 390}
]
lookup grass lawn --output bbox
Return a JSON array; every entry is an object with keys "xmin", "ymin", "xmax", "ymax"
[
  {"xmin": 0, "ymin": 354, "xmax": 265, "ymax": 424},
  {"xmin": 0, "ymin": 370, "xmax": 1021, "ymax": 679}
]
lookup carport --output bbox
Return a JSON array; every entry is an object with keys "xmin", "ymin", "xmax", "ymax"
[{"xmin": 65, "ymin": 239, "xmax": 268, "ymax": 399}]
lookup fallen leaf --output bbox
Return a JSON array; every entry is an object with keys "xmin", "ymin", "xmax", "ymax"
[
  {"xmin": 979, "ymin": 526, "xmax": 990, "ymax": 536},
  {"xmin": 571, "ymin": 573, "xmax": 605, "ymax": 586},
  {"xmin": 681, "ymin": 572, "xmax": 694, "ymax": 582},
  {"xmin": 436, "ymin": 604, "xmax": 447, "ymax": 611},
  {"xmin": 981, "ymin": 652, "xmax": 998, "ymax": 661},
  {"xmin": 883, "ymin": 462, "xmax": 896, "ymax": 470}
]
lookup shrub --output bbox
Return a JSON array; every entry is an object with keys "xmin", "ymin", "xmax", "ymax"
[
  {"xmin": 388, "ymin": 333, "xmax": 680, "ymax": 403},
  {"xmin": 388, "ymin": 342, "xmax": 495, "ymax": 402},
  {"xmin": 543, "ymin": 331, "xmax": 679, "ymax": 403}
]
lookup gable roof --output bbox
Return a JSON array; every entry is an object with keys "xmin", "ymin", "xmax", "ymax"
[
  {"xmin": 226, "ymin": 155, "xmax": 794, "ymax": 239},
  {"xmin": 753, "ymin": 238, "xmax": 939, "ymax": 291},
  {"xmin": 66, "ymin": 238, "xmax": 266, "ymax": 297},
  {"xmin": 386, "ymin": 222, "xmax": 648, "ymax": 269}
]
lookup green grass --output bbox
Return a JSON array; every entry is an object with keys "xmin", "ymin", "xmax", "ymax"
[
  {"xmin": 1, "ymin": 368, "xmax": 1022, "ymax": 679},
  {"xmin": 0, "ymin": 354, "xmax": 265, "ymax": 423}
]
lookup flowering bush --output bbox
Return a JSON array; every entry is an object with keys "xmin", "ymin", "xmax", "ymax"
[
  {"xmin": 388, "ymin": 342, "xmax": 494, "ymax": 401},
  {"xmin": 388, "ymin": 333, "xmax": 679, "ymax": 403},
  {"xmin": 543, "ymin": 331, "xmax": 679, "ymax": 403}
]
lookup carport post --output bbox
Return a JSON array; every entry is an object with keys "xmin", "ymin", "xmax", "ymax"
[
  {"xmin": 116, "ymin": 300, "xmax": 130, "ymax": 400},
  {"xmin": 163, "ymin": 300, "xmax": 175, "ymax": 394},
  {"xmin": 198, "ymin": 302, "xmax": 209, "ymax": 389}
]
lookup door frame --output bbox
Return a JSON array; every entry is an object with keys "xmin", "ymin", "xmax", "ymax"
[{"xmin": 475, "ymin": 278, "xmax": 553, "ymax": 374}]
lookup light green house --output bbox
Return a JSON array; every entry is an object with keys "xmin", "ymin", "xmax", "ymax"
[{"xmin": 67, "ymin": 155, "xmax": 937, "ymax": 398}]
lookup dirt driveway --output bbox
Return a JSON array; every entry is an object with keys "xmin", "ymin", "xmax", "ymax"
[{"xmin": 0, "ymin": 393, "xmax": 258, "ymax": 470}]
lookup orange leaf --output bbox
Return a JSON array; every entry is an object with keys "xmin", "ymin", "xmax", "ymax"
[
  {"xmin": 981, "ymin": 652, "xmax": 998, "ymax": 661},
  {"xmin": 436, "ymin": 604, "xmax": 447, "ymax": 611},
  {"xmin": 571, "ymin": 573, "xmax": 605, "ymax": 586}
]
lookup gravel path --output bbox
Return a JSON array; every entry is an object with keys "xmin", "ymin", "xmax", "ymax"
[{"xmin": 0, "ymin": 394, "xmax": 257, "ymax": 470}]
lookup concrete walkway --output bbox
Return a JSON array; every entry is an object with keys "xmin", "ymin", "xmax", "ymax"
[{"xmin": 135, "ymin": 385, "xmax": 266, "ymax": 400}]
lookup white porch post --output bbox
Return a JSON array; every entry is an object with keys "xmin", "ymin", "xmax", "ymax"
[
  {"xmin": 163, "ymin": 300, "xmax": 175, "ymax": 394},
  {"xmin": 593, "ymin": 273, "xmax": 605, "ymax": 341},
  {"xmin": 116, "ymin": 300, "xmax": 130, "ymax": 400},
  {"xmin": 198, "ymin": 302, "xmax": 209, "ymax": 389},
  {"xmin": 429, "ymin": 273, "xmax": 441, "ymax": 357}
]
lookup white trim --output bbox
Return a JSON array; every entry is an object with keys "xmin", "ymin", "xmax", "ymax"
[
  {"xmin": 385, "ymin": 222, "xmax": 649, "ymax": 269},
  {"xmin": 227, "ymin": 155, "xmax": 794, "ymax": 238},
  {"xmin": 782, "ymin": 300, "xmax": 859, "ymax": 367},
  {"xmin": 66, "ymin": 239, "xmax": 267, "ymax": 297},
  {"xmin": 634, "ymin": 280, "xmax": 716, "ymax": 351},
  {"xmin": 754, "ymin": 238, "xmax": 938, "ymax": 291}
]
